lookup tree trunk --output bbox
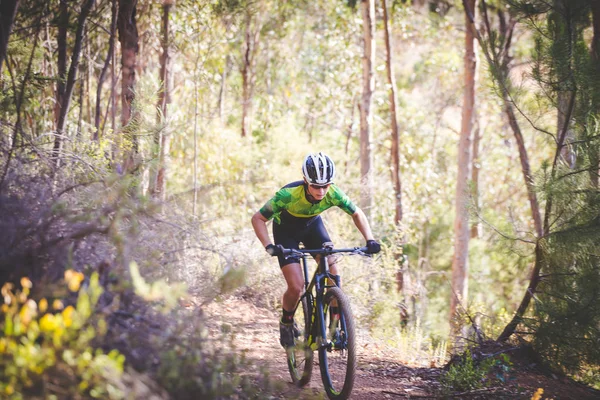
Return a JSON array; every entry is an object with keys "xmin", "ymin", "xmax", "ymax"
[
  {"xmin": 450, "ymin": 0, "xmax": 476, "ymax": 341},
  {"xmin": 53, "ymin": 0, "xmax": 68, "ymax": 148},
  {"xmin": 382, "ymin": 0, "xmax": 402, "ymax": 225},
  {"xmin": 218, "ymin": 55, "xmax": 231, "ymax": 123},
  {"xmin": 52, "ymin": 0, "xmax": 96, "ymax": 167},
  {"xmin": 359, "ymin": 0, "xmax": 375, "ymax": 220},
  {"xmin": 503, "ymin": 95, "xmax": 543, "ymax": 238},
  {"xmin": 0, "ymin": 0, "xmax": 20, "ymax": 76},
  {"xmin": 554, "ymin": 0, "xmax": 576, "ymax": 169},
  {"xmin": 151, "ymin": 0, "xmax": 173, "ymax": 201},
  {"xmin": 590, "ymin": 1, "xmax": 600, "ymax": 188},
  {"xmin": 94, "ymin": 0, "xmax": 118, "ymax": 140},
  {"xmin": 118, "ymin": 0, "xmax": 139, "ymax": 173},
  {"xmin": 241, "ymin": 9, "xmax": 257, "ymax": 138},
  {"xmin": 498, "ymin": 87, "xmax": 576, "ymax": 343},
  {"xmin": 470, "ymin": 120, "xmax": 480, "ymax": 238}
]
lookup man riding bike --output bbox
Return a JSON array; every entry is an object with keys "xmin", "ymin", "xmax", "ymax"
[{"xmin": 251, "ymin": 152, "xmax": 381, "ymax": 348}]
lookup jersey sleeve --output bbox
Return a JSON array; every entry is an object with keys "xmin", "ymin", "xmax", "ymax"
[
  {"xmin": 259, "ymin": 188, "xmax": 292, "ymax": 221},
  {"xmin": 331, "ymin": 185, "xmax": 357, "ymax": 215}
]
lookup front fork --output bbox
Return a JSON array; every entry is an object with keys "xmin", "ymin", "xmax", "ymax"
[{"xmin": 315, "ymin": 273, "xmax": 345, "ymax": 350}]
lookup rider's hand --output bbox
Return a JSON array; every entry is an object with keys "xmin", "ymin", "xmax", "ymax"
[
  {"xmin": 366, "ymin": 240, "xmax": 381, "ymax": 254},
  {"xmin": 265, "ymin": 244, "xmax": 284, "ymax": 257}
]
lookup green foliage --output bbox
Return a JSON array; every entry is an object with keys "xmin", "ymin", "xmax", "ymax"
[
  {"xmin": 0, "ymin": 273, "xmax": 125, "ymax": 399},
  {"xmin": 440, "ymin": 350, "xmax": 495, "ymax": 393},
  {"xmin": 130, "ymin": 261, "xmax": 187, "ymax": 312}
]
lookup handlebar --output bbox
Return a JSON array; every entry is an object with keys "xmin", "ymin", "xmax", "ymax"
[{"xmin": 281, "ymin": 246, "xmax": 370, "ymax": 257}]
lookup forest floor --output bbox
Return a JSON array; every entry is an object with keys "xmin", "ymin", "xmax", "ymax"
[{"xmin": 203, "ymin": 295, "xmax": 600, "ymax": 400}]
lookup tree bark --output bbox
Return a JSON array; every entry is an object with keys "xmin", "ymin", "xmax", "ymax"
[
  {"xmin": 118, "ymin": 0, "xmax": 139, "ymax": 173},
  {"xmin": 554, "ymin": 1, "xmax": 576, "ymax": 169},
  {"xmin": 359, "ymin": 0, "xmax": 375, "ymax": 220},
  {"xmin": 52, "ymin": 0, "xmax": 96, "ymax": 167},
  {"xmin": 470, "ymin": 120, "xmax": 480, "ymax": 238},
  {"xmin": 94, "ymin": 0, "xmax": 118, "ymax": 140},
  {"xmin": 53, "ymin": 0, "xmax": 68, "ymax": 140},
  {"xmin": 503, "ymin": 95, "xmax": 543, "ymax": 238},
  {"xmin": 218, "ymin": 55, "xmax": 231, "ymax": 123},
  {"xmin": 241, "ymin": 9, "xmax": 260, "ymax": 138},
  {"xmin": 151, "ymin": 1, "xmax": 173, "ymax": 200},
  {"xmin": 0, "ymin": 0, "xmax": 20, "ymax": 76},
  {"xmin": 382, "ymin": 0, "xmax": 403, "ymax": 225},
  {"xmin": 450, "ymin": 0, "xmax": 476, "ymax": 340},
  {"xmin": 590, "ymin": 1, "xmax": 600, "ymax": 188}
]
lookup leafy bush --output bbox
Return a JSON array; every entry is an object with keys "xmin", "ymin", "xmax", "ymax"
[
  {"xmin": 0, "ymin": 272, "xmax": 126, "ymax": 399},
  {"xmin": 440, "ymin": 350, "xmax": 494, "ymax": 393}
]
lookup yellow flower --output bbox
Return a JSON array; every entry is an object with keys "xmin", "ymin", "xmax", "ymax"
[
  {"xmin": 40, "ymin": 314, "xmax": 59, "ymax": 332},
  {"xmin": 53, "ymin": 300, "xmax": 64, "ymax": 310},
  {"xmin": 20, "ymin": 277, "xmax": 32, "ymax": 289},
  {"xmin": 531, "ymin": 388, "xmax": 544, "ymax": 400},
  {"xmin": 62, "ymin": 306, "xmax": 75, "ymax": 328},
  {"xmin": 1, "ymin": 282, "xmax": 14, "ymax": 305},
  {"xmin": 19, "ymin": 300, "xmax": 37, "ymax": 326},
  {"xmin": 39, "ymin": 298, "xmax": 48, "ymax": 313},
  {"xmin": 65, "ymin": 270, "xmax": 85, "ymax": 292}
]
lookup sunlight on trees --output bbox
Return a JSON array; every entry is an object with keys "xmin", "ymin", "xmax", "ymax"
[{"xmin": 1, "ymin": 0, "xmax": 599, "ymax": 397}]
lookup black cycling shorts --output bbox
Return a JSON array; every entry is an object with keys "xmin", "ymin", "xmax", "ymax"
[{"xmin": 272, "ymin": 214, "xmax": 332, "ymax": 268}]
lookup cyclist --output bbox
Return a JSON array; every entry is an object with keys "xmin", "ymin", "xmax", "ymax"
[{"xmin": 251, "ymin": 152, "xmax": 381, "ymax": 348}]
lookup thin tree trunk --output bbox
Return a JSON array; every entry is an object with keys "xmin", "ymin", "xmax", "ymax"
[
  {"xmin": 590, "ymin": 1, "xmax": 600, "ymax": 188},
  {"xmin": 52, "ymin": 0, "xmax": 96, "ymax": 167},
  {"xmin": 53, "ymin": 0, "xmax": 68, "ymax": 144},
  {"xmin": 218, "ymin": 55, "xmax": 230, "ymax": 123},
  {"xmin": 118, "ymin": 0, "xmax": 139, "ymax": 173},
  {"xmin": 465, "ymin": 0, "xmax": 547, "ymax": 342},
  {"xmin": 0, "ymin": 19, "xmax": 40, "ymax": 192},
  {"xmin": 554, "ymin": 0, "xmax": 576, "ymax": 169},
  {"xmin": 498, "ymin": 90, "xmax": 576, "ymax": 342},
  {"xmin": 450, "ymin": 0, "xmax": 476, "ymax": 341},
  {"xmin": 153, "ymin": 1, "xmax": 173, "ymax": 201},
  {"xmin": 382, "ymin": 0, "xmax": 403, "ymax": 225},
  {"xmin": 241, "ymin": 9, "xmax": 259, "ymax": 138},
  {"xmin": 193, "ymin": 12, "xmax": 201, "ymax": 217},
  {"xmin": 470, "ymin": 120, "xmax": 480, "ymax": 238},
  {"xmin": 359, "ymin": 0, "xmax": 375, "ymax": 220},
  {"xmin": 94, "ymin": 0, "xmax": 118, "ymax": 140},
  {"xmin": 503, "ymin": 95, "xmax": 543, "ymax": 238},
  {"xmin": 344, "ymin": 94, "xmax": 358, "ymax": 171},
  {"xmin": 0, "ymin": 0, "xmax": 20, "ymax": 76}
]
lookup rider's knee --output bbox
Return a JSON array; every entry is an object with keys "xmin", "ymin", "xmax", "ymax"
[{"xmin": 288, "ymin": 281, "xmax": 304, "ymax": 297}]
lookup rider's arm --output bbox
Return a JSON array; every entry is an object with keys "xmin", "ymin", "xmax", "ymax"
[
  {"xmin": 251, "ymin": 211, "xmax": 273, "ymax": 247},
  {"xmin": 351, "ymin": 207, "xmax": 375, "ymax": 241}
]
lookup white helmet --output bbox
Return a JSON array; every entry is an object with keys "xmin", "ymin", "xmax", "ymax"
[{"xmin": 302, "ymin": 152, "xmax": 336, "ymax": 185}]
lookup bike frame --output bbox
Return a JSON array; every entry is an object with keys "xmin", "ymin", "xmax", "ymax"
[{"xmin": 284, "ymin": 247, "xmax": 367, "ymax": 351}]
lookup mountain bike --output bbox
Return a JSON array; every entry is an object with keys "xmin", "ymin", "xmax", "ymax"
[{"xmin": 281, "ymin": 244, "xmax": 369, "ymax": 400}]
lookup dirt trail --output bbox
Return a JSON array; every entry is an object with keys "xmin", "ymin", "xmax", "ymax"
[
  {"xmin": 203, "ymin": 296, "xmax": 600, "ymax": 400},
  {"xmin": 204, "ymin": 296, "xmax": 440, "ymax": 399}
]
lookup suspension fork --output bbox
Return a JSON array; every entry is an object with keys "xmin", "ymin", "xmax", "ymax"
[{"xmin": 320, "ymin": 255, "xmax": 348, "ymax": 347}]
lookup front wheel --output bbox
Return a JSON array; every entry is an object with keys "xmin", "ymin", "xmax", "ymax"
[
  {"xmin": 286, "ymin": 296, "xmax": 314, "ymax": 386},
  {"xmin": 318, "ymin": 287, "xmax": 356, "ymax": 400}
]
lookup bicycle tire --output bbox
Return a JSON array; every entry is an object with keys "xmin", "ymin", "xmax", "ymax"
[
  {"xmin": 286, "ymin": 296, "xmax": 314, "ymax": 386},
  {"xmin": 318, "ymin": 287, "xmax": 356, "ymax": 400}
]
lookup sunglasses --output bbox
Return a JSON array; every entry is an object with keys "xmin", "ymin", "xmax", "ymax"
[{"xmin": 309, "ymin": 183, "xmax": 331, "ymax": 190}]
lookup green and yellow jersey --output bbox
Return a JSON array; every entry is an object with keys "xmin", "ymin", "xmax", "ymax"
[{"xmin": 259, "ymin": 180, "xmax": 357, "ymax": 225}]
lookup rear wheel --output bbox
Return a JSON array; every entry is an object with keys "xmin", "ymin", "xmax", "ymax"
[
  {"xmin": 286, "ymin": 296, "xmax": 314, "ymax": 386},
  {"xmin": 318, "ymin": 287, "xmax": 356, "ymax": 400}
]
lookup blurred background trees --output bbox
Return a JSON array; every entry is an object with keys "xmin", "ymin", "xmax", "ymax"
[{"xmin": 1, "ymin": 0, "xmax": 599, "ymax": 396}]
